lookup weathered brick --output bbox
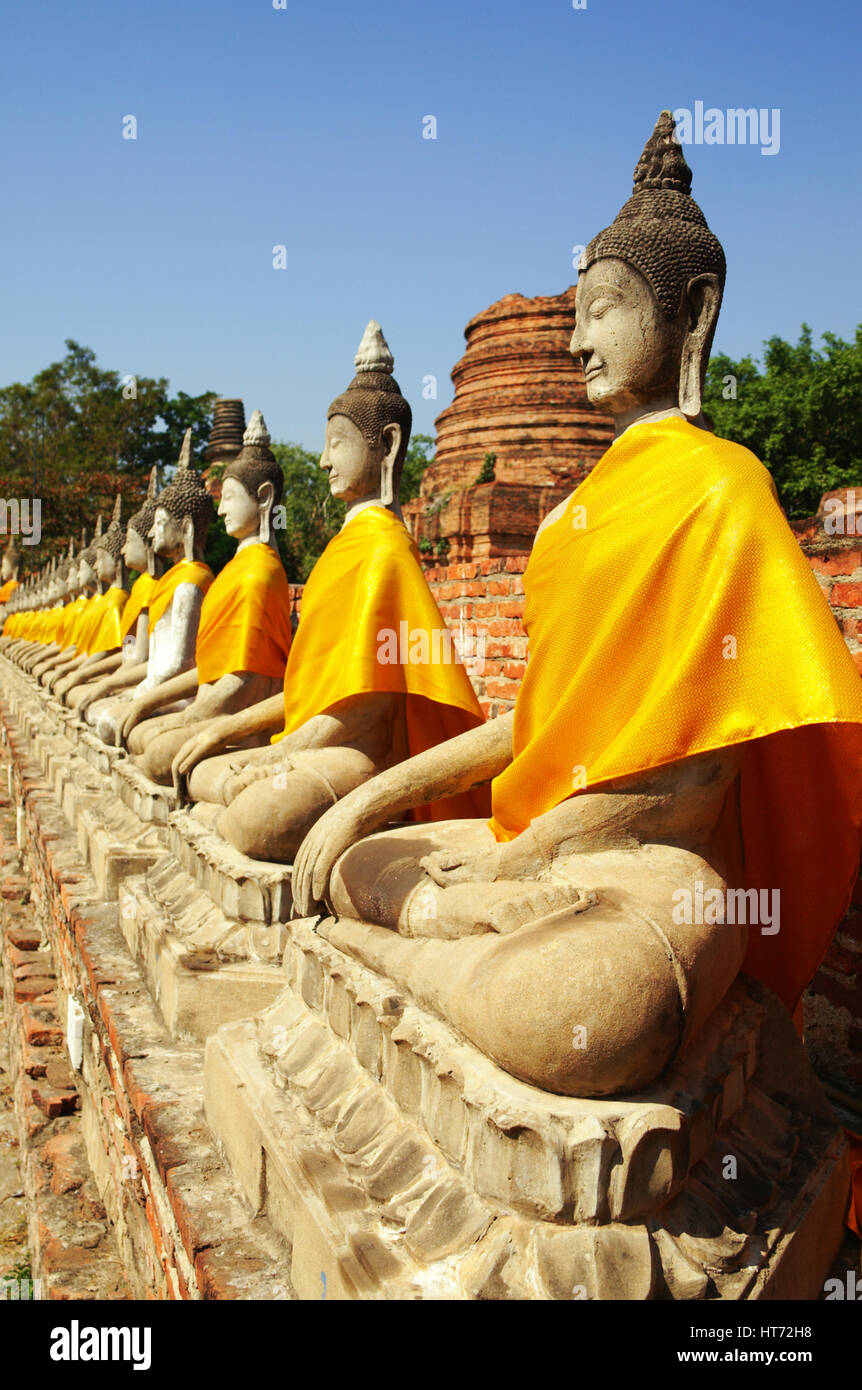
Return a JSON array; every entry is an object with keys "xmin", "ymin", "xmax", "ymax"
[{"xmin": 830, "ymin": 582, "xmax": 862, "ymax": 609}]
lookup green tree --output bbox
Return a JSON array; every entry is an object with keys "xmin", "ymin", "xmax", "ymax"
[
  {"xmin": 0, "ymin": 341, "xmax": 215, "ymax": 561},
  {"xmin": 704, "ymin": 324, "xmax": 862, "ymax": 517},
  {"xmin": 270, "ymin": 442, "xmax": 344, "ymax": 583},
  {"xmin": 400, "ymin": 433, "xmax": 435, "ymax": 502}
]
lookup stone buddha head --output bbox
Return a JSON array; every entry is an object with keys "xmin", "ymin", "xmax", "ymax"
[
  {"xmin": 570, "ymin": 110, "xmax": 725, "ymax": 427},
  {"xmin": 151, "ymin": 430, "xmax": 213, "ymax": 563},
  {"xmin": 125, "ymin": 468, "xmax": 158, "ymax": 575},
  {"xmin": 322, "ymin": 321, "xmax": 413, "ymax": 510},
  {"xmin": 94, "ymin": 494, "xmax": 125, "ymax": 587},
  {"xmin": 219, "ymin": 410, "xmax": 283, "ymax": 545},
  {"xmin": 77, "ymin": 523, "xmax": 99, "ymax": 592}
]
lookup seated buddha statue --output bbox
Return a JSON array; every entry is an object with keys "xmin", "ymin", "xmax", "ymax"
[
  {"xmin": 54, "ymin": 496, "xmax": 130, "ymax": 701},
  {"xmin": 37, "ymin": 530, "xmax": 101, "ymax": 686},
  {"xmin": 170, "ymin": 321, "xmax": 488, "ymax": 862},
  {"xmin": 11, "ymin": 541, "xmax": 76, "ymax": 660},
  {"xmin": 76, "ymin": 471, "xmax": 164, "ymax": 718},
  {"xmin": 116, "ymin": 410, "xmax": 292, "ymax": 778},
  {"xmin": 90, "ymin": 430, "xmax": 214, "ymax": 746},
  {"xmin": 0, "ymin": 538, "xmax": 21, "ymax": 619},
  {"xmin": 289, "ymin": 112, "xmax": 862, "ymax": 1099}
]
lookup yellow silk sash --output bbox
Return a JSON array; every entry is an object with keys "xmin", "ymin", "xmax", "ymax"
[
  {"xmin": 490, "ymin": 416, "xmax": 862, "ymax": 1013},
  {"xmin": 273, "ymin": 506, "xmax": 488, "ymax": 821},
  {"xmin": 195, "ymin": 543, "xmax": 292, "ymax": 685},
  {"xmin": 51, "ymin": 601, "xmax": 76, "ymax": 647},
  {"xmin": 147, "ymin": 561, "xmax": 213, "ymax": 635},
  {"xmin": 71, "ymin": 594, "xmax": 110, "ymax": 656},
  {"xmin": 64, "ymin": 595, "xmax": 96, "ymax": 650},
  {"xmin": 0, "ymin": 579, "xmax": 18, "ymax": 605},
  {"xmin": 87, "ymin": 587, "xmax": 129, "ymax": 655},
  {"xmin": 120, "ymin": 572, "xmax": 157, "ymax": 641}
]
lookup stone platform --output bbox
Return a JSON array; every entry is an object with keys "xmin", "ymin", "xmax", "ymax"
[
  {"xmin": 0, "ymin": 649, "xmax": 857, "ymax": 1300},
  {"xmin": 205, "ymin": 915, "xmax": 850, "ymax": 1300},
  {"xmin": 0, "ymin": 658, "xmax": 294, "ymax": 1298}
]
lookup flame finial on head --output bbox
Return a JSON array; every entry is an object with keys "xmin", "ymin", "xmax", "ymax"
[
  {"xmin": 243, "ymin": 409, "xmax": 271, "ymax": 448},
  {"xmin": 354, "ymin": 321, "xmax": 395, "ymax": 376},
  {"xmin": 632, "ymin": 110, "xmax": 692, "ymax": 195}
]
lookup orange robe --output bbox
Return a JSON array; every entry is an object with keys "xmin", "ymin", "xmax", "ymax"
[
  {"xmin": 87, "ymin": 587, "xmax": 129, "ymax": 655},
  {"xmin": 62, "ymin": 595, "xmax": 95, "ymax": 650},
  {"xmin": 120, "ymin": 573, "xmax": 157, "ymax": 643},
  {"xmin": 147, "ymin": 561, "xmax": 213, "ymax": 634},
  {"xmin": 490, "ymin": 417, "xmax": 862, "ymax": 1025},
  {"xmin": 272, "ymin": 506, "xmax": 489, "ymax": 820},
  {"xmin": 195, "ymin": 543, "xmax": 292, "ymax": 685},
  {"xmin": 0, "ymin": 579, "xmax": 19, "ymax": 604}
]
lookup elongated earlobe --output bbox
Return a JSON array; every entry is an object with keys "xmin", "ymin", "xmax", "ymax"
[
  {"xmin": 380, "ymin": 423, "xmax": 402, "ymax": 507},
  {"xmin": 257, "ymin": 481, "xmax": 274, "ymax": 544},
  {"xmin": 678, "ymin": 274, "xmax": 722, "ymax": 419}
]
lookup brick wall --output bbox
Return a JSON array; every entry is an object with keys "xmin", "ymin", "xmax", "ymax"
[{"xmin": 422, "ymin": 558, "xmax": 527, "ymax": 717}]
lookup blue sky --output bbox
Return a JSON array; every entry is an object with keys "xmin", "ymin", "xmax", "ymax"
[{"xmin": 2, "ymin": 0, "xmax": 860, "ymax": 454}]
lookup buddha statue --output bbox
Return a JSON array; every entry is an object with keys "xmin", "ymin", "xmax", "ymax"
[
  {"xmin": 54, "ymin": 496, "xmax": 130, "ymax": 702},
  {"xmin": 77, "ymin": 470, "xmax": 164, "ymax": 719},
  {"xmin": 23, "ymin": 542, "xmax": 82, "ymax": 670},
  {"xmin": 36, "ymin": 528, "xmax": 100, "ymax": 685},
  {"xmin": 0, "ymin": 537, "xmax": 21, "ymax": 613},
  {"xmin": 112, "ymin": 410, "xmax": 292, "ymax": 779},
  {"xmin": 287, "ymin": 112, "xmax": 862, "ymax": 1099},
  {"xmin": 170, "ymin": 321, "xmax": 488, "ymax": 862},
  {"xmin": 4, "ymin": 552, "xmax": 64, "ymax": 661},
  {"xmin": 91, "ymin": 430, "xmax": 214, "ymax": 746}
]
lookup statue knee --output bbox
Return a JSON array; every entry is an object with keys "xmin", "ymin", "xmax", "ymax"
[
  {"xmin": 136, "ymin": 734, "xmax": 174, "ymax": 786},
  {"xmin": 449, "ymin": 916, "xmax": 683, "ymax": 1097},
  {"xmin": 218, "ymin": 770, "xmax": 337, "ymax": 863}
]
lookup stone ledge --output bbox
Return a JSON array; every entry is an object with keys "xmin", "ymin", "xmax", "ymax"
[
  {"xmin": 167, "ymin": 810, "xmax": 293, "ymax": 925},
  {"xmin": 118, "ymin": 861, "xmax": 285, "ymax": 1041},
  {"xmin": 113, "ymin": 757, "xmax": 179, "ymax": 825},
  {"xmin": 0, "ymin": 681, "xmax": 295, "ymax": 1299},
  {"xmin": 206, "ymin": 955, "xmax": 849, "ymax": 1299}
]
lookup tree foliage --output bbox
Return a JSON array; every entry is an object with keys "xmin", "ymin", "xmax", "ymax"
[
  {"xmin": 0, "ymin": 341, "xmax": 215, "ymax": 560},
  {"xmin": 704, "ymin": 325, "xmax": 862, "ymax": 517}
]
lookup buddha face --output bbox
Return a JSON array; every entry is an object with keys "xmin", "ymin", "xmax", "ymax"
[
  {"xmin": 151, "ymin": 506, "xmax": 185, "ymax": 558},
  {"xmin": 95, "ymin": 548, "xmax": 116, "ymax": 585},
  {"xmin": 1, "ymin": 555, "xmax": 13, "ymax": 582},
  {"xmin": 570, "ymin": 258, "xmax": 686, "ymax": 418},
  {"xmin": 219, "ymin": 476, "xmax": 260, "ymax": 540},
  {"xmin": 123, "ymin": 527, "xmax": 148, "ymax": 573},
  {"xmin": 320, "ymin": 415, "xmax": 382, "ymax": 502},
  {"xmin": 79, "ymin": 557, "xmax": 96, "ymax": 588}
]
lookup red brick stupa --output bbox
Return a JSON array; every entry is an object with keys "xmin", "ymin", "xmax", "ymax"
[
  {"xmin": 201, "ymin": 398, "xmax": 246, "ymax": 500},
  {"xmin": 404, "ymin": 287, "xmax": 614, "ymax": 561}
]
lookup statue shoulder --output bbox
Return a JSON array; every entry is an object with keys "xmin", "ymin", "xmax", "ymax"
[{"xmin": 534, "ymin": 494, "xmax": 573, "ymax": 545}]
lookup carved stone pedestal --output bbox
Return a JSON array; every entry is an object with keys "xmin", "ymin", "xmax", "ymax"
[
  {"xmin": 115, "ymin": 806, "xmax": 292, "ymax": 1040},
  {"xmin": 205, "ymin": 916, "xmax": 849, "ymax": 1300},
  {"xmin": 114, "ymin": 757, "xmax": 179, "ymax": 824}
]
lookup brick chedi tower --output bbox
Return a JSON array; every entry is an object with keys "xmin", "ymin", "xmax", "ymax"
[
  {"xmin": 404, "ymin": 287, "xmax": 614, "ymax": 562},
  {"xmin": 202, "ymin": 398, "xmax": 246, "ymax": 499}
]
